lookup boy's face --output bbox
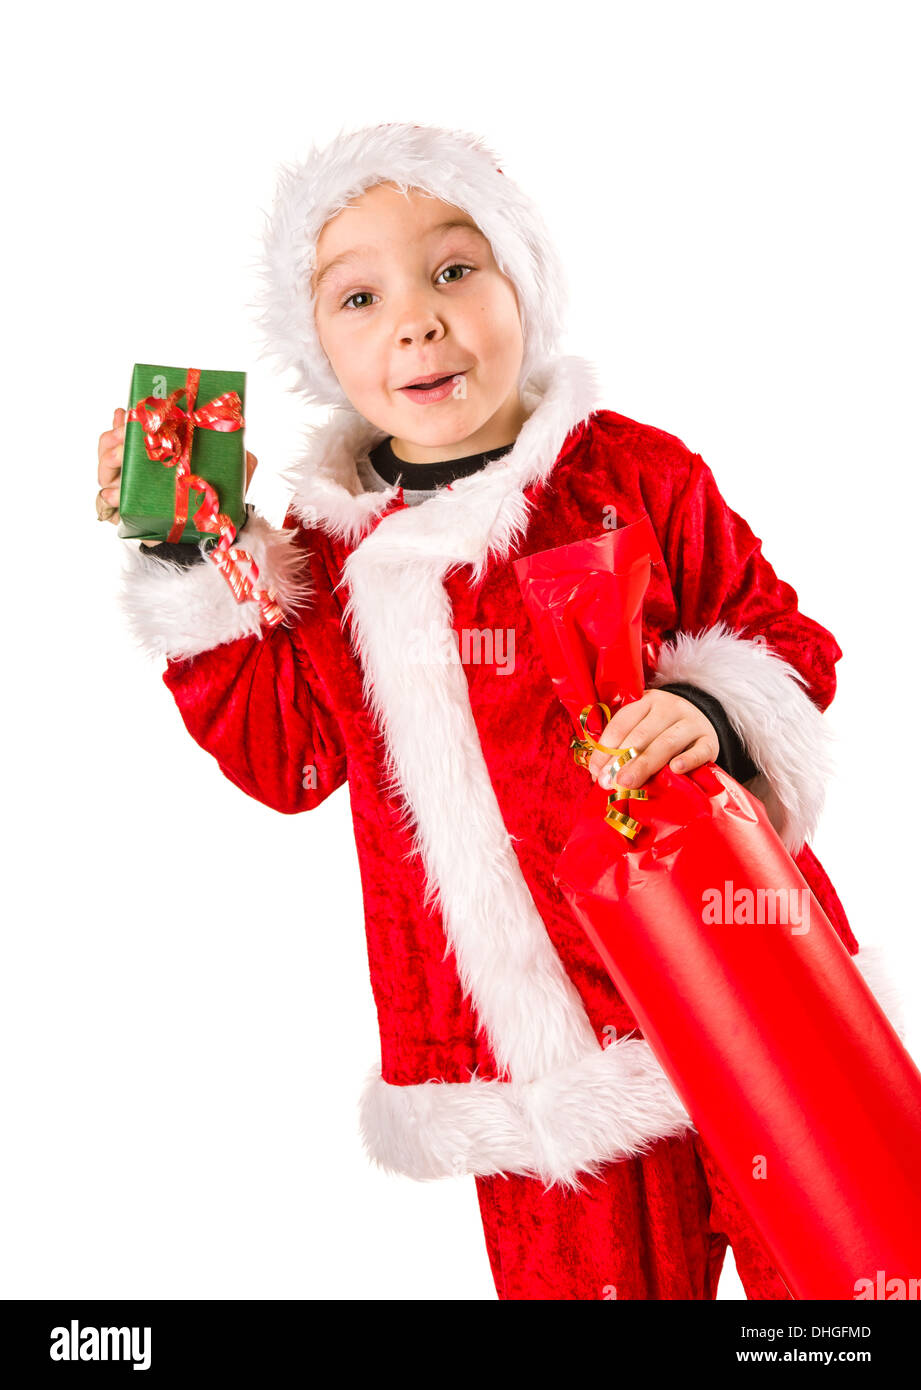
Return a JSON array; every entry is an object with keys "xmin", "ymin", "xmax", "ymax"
[{"xmin": 311, "ymin": 181, "xmax": 527, "ymax": 462}]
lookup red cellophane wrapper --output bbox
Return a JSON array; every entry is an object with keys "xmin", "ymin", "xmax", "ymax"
[{"xmin": 513, "ymin": 514, "xmax": 921, "ymax": 1301}]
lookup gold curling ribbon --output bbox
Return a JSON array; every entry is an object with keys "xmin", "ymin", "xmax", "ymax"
[{"xmin": 572, "ymin": 702, "xmax": 649, "ymax": 841}]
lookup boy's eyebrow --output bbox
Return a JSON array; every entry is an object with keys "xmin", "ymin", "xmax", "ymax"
[{"xmin": 313, "ymin": 219, "xmax": 488, "ymax": 294}]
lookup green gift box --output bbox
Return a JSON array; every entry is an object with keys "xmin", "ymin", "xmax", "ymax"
[{"xmin": 117, "ymin": 363, "xmax": 247, "ymax": 545}]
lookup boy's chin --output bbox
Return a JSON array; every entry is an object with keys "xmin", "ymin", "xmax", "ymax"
[{"xmin": 382, "ymin": 396, "xmax": 476, "ymax": 436}]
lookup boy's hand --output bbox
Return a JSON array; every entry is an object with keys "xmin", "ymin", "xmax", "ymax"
[
  {"xmin": 97, "ymin": 406, "xmax": 258, "ymax": 545},
  {"xmin": 587, "ymin": 689, "xmax": 720, "ymax": 790},
  {"xmin": 97, "ymin": 407, "xmax": 127, "ymax": 523}
]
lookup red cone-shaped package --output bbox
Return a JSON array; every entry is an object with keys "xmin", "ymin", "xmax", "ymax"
[
  {"xmin": 511, "ymin": 514, "xmax": 656, "ymax": 743},
  {"xmin": 514, "ymin": 515, "xmax": 921, "ymax": 1301}
]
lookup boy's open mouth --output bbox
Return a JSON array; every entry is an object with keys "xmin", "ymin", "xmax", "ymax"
[
  {"xmin": 405, "ymin": 375, "xmax": 453, "ymax": 390},
  {"xmin": 400, "ymin": 369, "xmax": 467, "ymax": 391}
]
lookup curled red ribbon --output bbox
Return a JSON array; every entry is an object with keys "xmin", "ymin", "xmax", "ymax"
[{"xmin": 128, "ymin": 368, "xmax": 284, "ymax": 629}]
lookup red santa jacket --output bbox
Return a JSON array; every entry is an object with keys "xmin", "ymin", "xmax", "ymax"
[{"xmin": 118, "ymin": 354, "xmax": 905, "ymax": 1189}]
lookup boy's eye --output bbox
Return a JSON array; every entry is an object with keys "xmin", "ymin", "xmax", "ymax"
[
  {"xmin": 436, "ymin": 263, "xmax": 473, "ymax": 285},
  {"xmin": 342, "ymin": 290, "xmax": 376, "ymax": 310},
  {"xmin": 339, "ymin": 264, "xmax": 473, "ymax": 311}
]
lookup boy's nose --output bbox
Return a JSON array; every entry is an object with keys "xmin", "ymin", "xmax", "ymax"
[
  {"xmin": 394, "ymin": 298, "xmax": 446, "ymax": 341},
  {"xmin": 398, "ymin": 328, "xmax": 445, "ymax": 350}
]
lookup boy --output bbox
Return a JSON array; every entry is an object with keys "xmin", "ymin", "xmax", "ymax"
[{"xmin": 97, "ymin": 122, "xmax": 903, "ymax": 1299}]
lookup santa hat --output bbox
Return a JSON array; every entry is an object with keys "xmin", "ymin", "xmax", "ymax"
[{"xmin": 251, "ymin": 121, "xmax": 569, "ymax": 409}]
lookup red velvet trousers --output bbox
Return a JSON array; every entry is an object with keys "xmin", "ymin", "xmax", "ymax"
[{"xmin": 475, "ymin": 1130, "xmax": 792, "ymax": 1300}]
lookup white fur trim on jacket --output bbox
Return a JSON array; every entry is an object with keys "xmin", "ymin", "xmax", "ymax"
[
  {"xmin": 339, "ymin": 358, "xmax": 606, "ymax": 1094},
  {"xmin": 116, "ymin": 510, "xmax": 315, "ymax": 662},
  {"xmin": 359, "ymin": 1034, "xmax": 692, "ymax": 1193},
  {"xmin": 648, "ymin": 620, "xmax": 835, "ymax": 857},
  {"xmin": 357, "ymin": 944, "xmax": 908, "ymax": 1189}
]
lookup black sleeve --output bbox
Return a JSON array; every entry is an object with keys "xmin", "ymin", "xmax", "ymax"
[
  {"xmin": 136, "ymin": 540, "xmax": 207, "ymax": 567},
  {"xmin": 655, "ymin": 681, "xmax": 759, "ymax": 783},
  {"xmin": 136, "ymin": 506, "xmax": 253, "ymax": 567}
]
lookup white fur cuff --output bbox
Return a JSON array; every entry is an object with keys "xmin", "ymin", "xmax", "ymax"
[
  {"xmin": 117, "ymin": 511, "xmax": 315, "ymax": 662},
  {"xmin": 358, "ymin": 1035, "xmax": 693, "ymax": 1192},
  {"xmin": 648, "ymin": 620, "xmax": 836, "ymax": 855},
  {"xmin": 356, "ymin": 946, "xmax": 907, "ymax": 1188}
]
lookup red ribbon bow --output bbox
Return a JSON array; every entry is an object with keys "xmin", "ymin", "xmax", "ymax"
[{"xmin": 128, "ymin": 368, "xmax": 284, "ymax": 629}]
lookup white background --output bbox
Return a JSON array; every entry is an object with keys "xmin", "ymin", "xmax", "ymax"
[{"xmin": 4, "ymin": 1, "xmax": 918, "ymax": 1301}]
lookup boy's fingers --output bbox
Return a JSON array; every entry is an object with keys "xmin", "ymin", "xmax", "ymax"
[
  {"xmin": 97, "ymin": 489, "xmax": 120, "ymax": 523},
  {"xmin": 103, "ymin": 410, "xmax": 126, "ymax": 439},
  {"xmin": 97, "ymin": 415, "xmax": 125, "ymax": 486},
  {"xmin": 97, "ymin": 445, "xmax": 123, "ymax": 489},
  {"xmin": 680, "ymin": 732, "xmax": 720, "ymax": 769},
  {"xmin": 98, "ymin": 408, "xmax": 127, "ymax": 511},
  {"xmin": 99, "ymin": 489, "xmax": 120, "ymax": 525},
  {"xmin": 614, "ymin": 723, "xmax": 695, "ymax": 787},
  {"xmin": 586, "ymin": 695, "xmax": 650, "ymax": 781},
  {"xmin": 614, "ymin": 691, "xmax": 707, "ymax": 769}
]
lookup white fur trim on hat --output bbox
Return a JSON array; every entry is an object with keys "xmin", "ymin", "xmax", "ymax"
[{"xmin": 250, "ymin": 121, "xmax": 568, "ymax": 408}]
